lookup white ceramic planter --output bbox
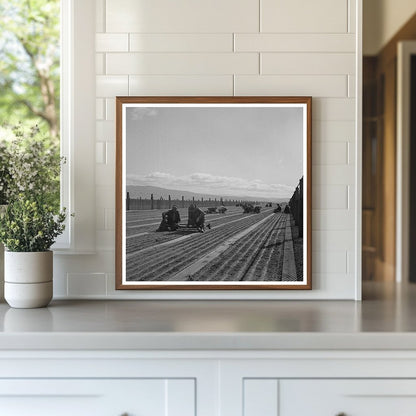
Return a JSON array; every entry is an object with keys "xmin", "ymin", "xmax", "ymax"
[{"xmin": 4, "ymin": 251, "xmax": 53, "ymax": 308}]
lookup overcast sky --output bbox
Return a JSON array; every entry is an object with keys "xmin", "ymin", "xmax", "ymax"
[{"xmin": 125, "ymin": 105, "xmax": 304, "ymax": 199}]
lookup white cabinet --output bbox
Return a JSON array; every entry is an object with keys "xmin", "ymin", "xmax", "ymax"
[
  {"xmin": 1, "ymin": 350, "xmax": 416, "ymax": 415},
  {"xmin": 0, "ymin": 379, "xmax": 195, "ymax": 416},
  {"xmin": 281, "ymin": 380, "xmax": 416, "ymax": 416}
]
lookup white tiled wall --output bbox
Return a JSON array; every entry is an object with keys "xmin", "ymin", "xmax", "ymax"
[{"xmin": 55, "ymin": 0, "xmax": 360, "ymax": 300}]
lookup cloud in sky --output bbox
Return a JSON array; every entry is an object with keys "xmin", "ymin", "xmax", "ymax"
[
  {"xmin": 126, "ymin": 171, "xmax": 295, "ymax": 199},
  {"xmin": 127, "ymin": 107, "xmax": 158, "ymax": 120}
]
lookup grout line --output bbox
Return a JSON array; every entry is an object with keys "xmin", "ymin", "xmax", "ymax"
[
  {"xmin": 259, "ymin": 0, "xmax": 262, "ymax": 32},
  {"xmin": 259, "ymin": 53, "xmax": 262, "ymax": 75},
  {"xmin": 347, "ymin": 141, "xmax": 350, "ymax": 164},
  {"xmin": 346, "ymin": 251, "xmax": 349, "ymax": 274},
  {"xmin": 233, "ymin": 74, "xmax": 235, "ymax": 96},
  {"xmin": 103, "ymin": 0, "xmax": 106, "ymax": 33},
  {"xmin": 128, "ymin": 33, "xmax": 131, "ymax": 52},
  {"xmin": 347, "ymin": 185, "xmax": 350, "ymax": 210},
  {"xmin": 346, "ymin": 74, "xmax": 349, "ymax": 97},
  {"xmin": 347, "ymin": 0, "xmax": 351, "ymax": 33},
  {"xmin": 347, "ymin": 74, "xmax": 350, "ymax": 97}
]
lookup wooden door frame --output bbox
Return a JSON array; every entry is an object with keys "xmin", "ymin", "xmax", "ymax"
[{"xmin": 396, "ymin": 41, "xmax": 416, "ymax": 282}]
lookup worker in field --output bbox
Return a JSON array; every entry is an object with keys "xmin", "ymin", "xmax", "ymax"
[
  {"xmin": 284, "ymin": 204, "xmax": 290, "ymax": 214},
  {"xmin": 157, "ymin": 205, "xmax": 181, "ymax": 231},
  {"xmin": 188, "ymin": 204, "xmax": 209, "ymax": 232}
]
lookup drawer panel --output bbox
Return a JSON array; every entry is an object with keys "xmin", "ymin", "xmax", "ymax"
[
  {"xmin": 0, "ymin": 379, "xmax": 195, "ymax": 416},
  {"xmin": 281, "ymin": 380, "xmax": 416, "ymax": 416}
]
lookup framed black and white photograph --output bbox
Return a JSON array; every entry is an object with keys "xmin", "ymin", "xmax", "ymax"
[{"xmin": 116, "ymin": 97, "xmax": 311, "ymax": 290}]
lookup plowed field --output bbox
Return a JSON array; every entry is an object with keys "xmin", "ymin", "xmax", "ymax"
[{"xmin": 125, "ymin": 205, "xmax": 302, "ymax": 282}]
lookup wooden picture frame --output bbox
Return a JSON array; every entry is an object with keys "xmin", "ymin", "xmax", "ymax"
[{"xmin": 116, "ymin": 97, "xmax": 312, "ymax": 290}]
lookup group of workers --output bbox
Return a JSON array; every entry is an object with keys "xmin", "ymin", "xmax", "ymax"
[
  {"xmin": 157, "ymin": 202, "xmax": 291, "ymax": 233},
  {"xmin": 156, "ymin": 204, "xmax": 208, "ymax": 233}
]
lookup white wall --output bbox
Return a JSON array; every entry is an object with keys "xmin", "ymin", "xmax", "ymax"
[
  {"xmin": 364, "ymin": 0, "xmax": 416, "ymax": 55},
  {"xmin": 53, "ymin": 0, "xmax": 360, "ymax": 300}
]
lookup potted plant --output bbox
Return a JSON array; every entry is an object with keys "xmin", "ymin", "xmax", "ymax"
[
  {"xmin": 0, "ymin": 124, "xmax": 65, "ymax": 308},
  {"xmin": 0, "ymin": 138, "xmax": 13, "ymax": 300},
  {"xmin": 0, "ymin": 197, "xmax": 66, "ymax": 308}
]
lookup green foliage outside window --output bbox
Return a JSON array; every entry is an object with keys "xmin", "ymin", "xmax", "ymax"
[{"xmin": 0, "ymin": 0, "xmax": 61, "ymax": 209}]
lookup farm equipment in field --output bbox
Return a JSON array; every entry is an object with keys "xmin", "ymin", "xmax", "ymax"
[
  {"xmin": 241, "ymin": 203, "xmax": 261, "ymax": 214},
  {"xmin": 206, "ymin": 207, "xmax": 217, "ymax": 214},
  {"xmin": 218, "ymin": 206, "xmax": 227, "ymax": 214}
]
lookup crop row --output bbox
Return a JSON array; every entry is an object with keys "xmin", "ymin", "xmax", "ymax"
[
  {"xmin": 191, "ymin": 214, "xmax": 288, "ymax": 282},
  {"xmin": 126, "ymin": 209, "xmax": 276, "ymax": 281}
]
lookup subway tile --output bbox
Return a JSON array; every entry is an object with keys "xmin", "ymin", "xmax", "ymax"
[
  {"xmin": 313, "ymin": 185, "xmax": 349, "ymax": 209},
  {"xmin": 347, "ymin": 250, "xmax": 356, "ymax": 275},
  {"xmin": 312, "ymin": 210, "xmax": 355, "ymax": 230},
  {"xmin": 96, "ymin": 164, "xmax": 115, "ymax": 186},
  {"xmin": 313, "ymin": 142, "xmax": 348, "ymax": 165},
  {"xmin": 129, "ymin": 75, "xmax": 233, "ymax": 96},
  {"xmin": 313, "ymin": 121, "xmax": 355, "ymax": 142},
  {"xmin": 106, "ymin": 141, "xmax": 116, "ymax": 165},
  {"xmin": 96, "ymin": 34, "xmax": 129, "ymax": 52},
  {"xmin": 348, "ymin": 75, "xmax": 356, "ymax": 97},
  {"xmin": 106, "ymin": 273, "xmax": 116, "ymax": 295},
  {"xmin": 235, "ymin": 75, "xmax": 347, "ymax": 97},
  {"xmin": 67, "ymin": 273, "xmax": 106, "ymax": 296},
  {"xmin": 96, "ymin": 98, "xmax": 105, "ymax": 120},
  {"xmin": 348, "ymin": 184, "xmax": 355, "ymax": 210},
  {"xmin": 106, "ymin": 0, "xmax": 259, "ymax": 33},
  {"xmin": 52, "ymin": 272, "xmax": 67, "ymax": 297},
  {"xmin": 96, "ymin": 75, "xmax": 128, "ymax": 97},
  {"xmin": 313, "ymin": 230, "xmax": 355, "ymax": 251},
  {"xmin": 96, "ymin": 120, "xmax": 116, "ymax": 142},
  {"xmin": 349, "ymin": 0, "xmax": 357, "ymax": 34},
  {"xmin": 130, "ymin": 34, "xmax": 233, "ymax": 52},
  {"xmin": 235, "ymin": 34, "xmax": 356, "ymax": 52},
  {"xmin": 95, "ymin": 207, "xmax": 106, "ymax": 230},
  {"xmin": 96, "ymin": 230, "xmax": 116, "ymax": 251},
  {"xmin": 315, "ymin": 273, "xmax": 355, "ymax": 297},
  {"xmin": 96, "ymin": 53, "xmax": 105, "ymax": 75},
  {"xmin": 96, "ymin": 142, "xmax": 106, "ymax": 164},
  {"xmin": 312, "ymin": 251, "xmax": 348, "ymax": 274},
  {"xmin": 106, "ymin": 98, "xmax": 116, "ymax": 121},
  {"xmin": 96, "ymin": 0, "xmax": 105, "ymax": 32},
  {"xmin": 312, "ymin": 98, "xmax": 355, "ymax": 120},
  {"xmin": 261, "ymin": 53, "xmax": 355, "ymax": 75},
  {"xmin": 106, "ymin": 53, "xmax": 259, "ymax": 75},
  {"xmin": 261, "ymin": 0, "xmax": 348, "ymax": 33},
  {"xmin": 312, "ymin": 165, "xmax": 355, "ymax": 185},
  {"xmin": 347, "ymin": 142, "xmax": 356, "ymax": 165},
  {"xmin": 105, "ymin": 208, "xmax": 115, "ymax": 230},
  {"xmin": 96, "ymin": 186, "xmax": 115, "ymax": 209}
]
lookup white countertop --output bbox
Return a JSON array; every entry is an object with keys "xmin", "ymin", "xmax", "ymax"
[{"xmin": 1, "ymin": 282, "xmax": 416, "ymax": 350}]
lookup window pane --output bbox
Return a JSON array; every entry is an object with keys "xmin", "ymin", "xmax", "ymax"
[{"xmin": 0, "ymin": 0, "xmax": 60, "ymax": 209}]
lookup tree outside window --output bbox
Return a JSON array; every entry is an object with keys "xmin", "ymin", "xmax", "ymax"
[{"xmin": 0, "ymin": 0, "xmax": 60, "ymax": 208}]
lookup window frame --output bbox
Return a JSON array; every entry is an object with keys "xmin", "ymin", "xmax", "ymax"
[{"xmin": 53, "ymin": 0, "xmax": 96, "ymax": 253}]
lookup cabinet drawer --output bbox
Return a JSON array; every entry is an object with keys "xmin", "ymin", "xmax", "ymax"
[
  {"xmin": 0, "ymin": 379, "xmax": 195, "ymax": 416},
  {"xmin": 280, "ymin": 380, "xmax": 416, "ymax": 416}
]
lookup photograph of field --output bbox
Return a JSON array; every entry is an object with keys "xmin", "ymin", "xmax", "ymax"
[{"xmin": 116, "ymin": 97, "xmax": 311, "ymax": 289}]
